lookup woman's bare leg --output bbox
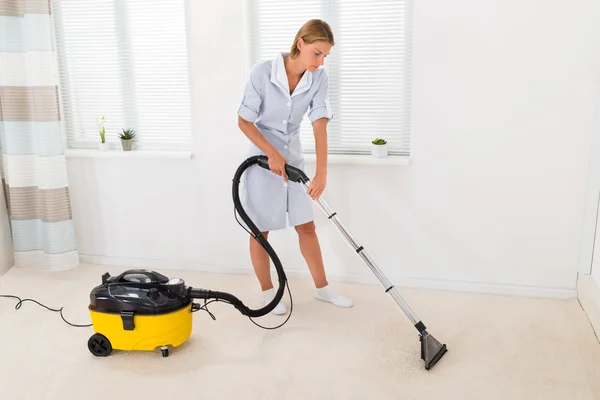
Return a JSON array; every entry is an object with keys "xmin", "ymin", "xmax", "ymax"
[
  {"xmin": 250, "ymin": 231, "xmax": 287, "ymax": 315},
  {"xmin": 295, "ymin": 220, "xmax": 353, "ymax": 308},
  {"xmin": 250, "ymin": 231, "xmax": 273, "ymax": 291},
  {"xmin": 295, "ymin": 221, "xmax": 328, "ymax": 288}
]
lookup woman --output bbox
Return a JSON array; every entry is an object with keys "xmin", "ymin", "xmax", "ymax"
[{"xmin": 237, "ymin": 19, "xmax": 353, "ymax": 315}]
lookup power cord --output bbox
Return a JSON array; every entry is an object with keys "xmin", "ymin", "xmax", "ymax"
[
  {"xmin": 247, "ymin": 279, "xmax": 293, "ymax": 330},
  {"xmin": 0, "ymin": 291, "xmax": 292, "ymax": 331},
  {"xmin": 0, "ymin": 207, "xmax": 292, "ymax": 331},
  {"xmin": 0, "ymin": 294, "xmax": 92, "ymax": 328},
  {"xmin": 2, "ymin": 262, "xmax": 292, "ymax": 332}
]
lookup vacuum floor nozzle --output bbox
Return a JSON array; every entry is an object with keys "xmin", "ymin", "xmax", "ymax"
[{"xmin": 420, "ymin": 332, "xmax": 448, "ymax": 370}]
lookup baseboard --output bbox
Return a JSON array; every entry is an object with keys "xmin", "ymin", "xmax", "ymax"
[
  {"xmin": 577, "ymin": 274, "xmax": 600, "ymax": 341},
  {"xmin": 78, "ymin": 254, "xmax": 577, "ymax": 299},
  {"xmin": 0, "ymin": 263, "xmax": 13, "ymax": 276}
]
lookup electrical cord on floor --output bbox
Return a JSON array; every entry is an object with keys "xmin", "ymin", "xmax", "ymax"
[
  {"xmin": 248, "ymin": 279, "xmax": 293, "ymax": 330},
  {"xmin": 0, "ymin": 207, "xmax": 292, "ymax": 331},
  {"xmin": 0, "ymin": 294, "xmax": 92, "ymax": 327},
  {"xmin": 0, "ymin": 290, "xmax": 292, "ymax": 331}
]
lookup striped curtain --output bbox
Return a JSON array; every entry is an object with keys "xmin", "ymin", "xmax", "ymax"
[{"xmin": 0, "ymin": 0, "xmax": 78, "ymax": 269}]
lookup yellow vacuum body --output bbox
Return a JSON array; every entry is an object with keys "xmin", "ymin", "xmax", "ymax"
[{"xmin": 87, "ymin": 270, "xmax": 194, "ymax": 357}]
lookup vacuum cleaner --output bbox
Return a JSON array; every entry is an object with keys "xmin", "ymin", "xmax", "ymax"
[{"xmin": 86, "ymin": 155, "xmax": 448, "ymax": 370}]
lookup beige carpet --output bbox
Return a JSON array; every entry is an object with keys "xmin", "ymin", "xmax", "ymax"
[{"xmin": 1, "ymin": 264, "xmax": 600, "ymax": 400}]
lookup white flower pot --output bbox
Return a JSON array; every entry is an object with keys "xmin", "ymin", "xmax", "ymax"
[
  {"xmin": 98, "ymin": 142, "xmax": 110, "ymax": 151},
  {"xmin": 121, "ymin": 139, "xmax": 133, "ymax": 151},
  {"xmin": 371, "ymin": 144, "xmax": 388, "ymax": 158}
]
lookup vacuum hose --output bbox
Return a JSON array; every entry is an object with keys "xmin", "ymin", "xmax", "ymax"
[{"xmin": 187, "ymin": 155, "xmax": 310, "ymax": 318}]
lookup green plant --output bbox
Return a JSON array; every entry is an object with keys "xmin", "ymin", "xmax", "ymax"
[
  {"xmin": 118, "ymin": 128, "xmax": 137, "ymax": 140},
  {"xmin": 372, "ymin": 138, "xmax": 387, "ymax": 145},
  {"xmin": 97, "ymin": 116, "xmax": 106, "ymax": 143}
]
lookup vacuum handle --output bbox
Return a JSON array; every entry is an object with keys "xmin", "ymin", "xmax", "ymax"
[{"xmin": 256, "ymin": 155, "xmax": 309, "ymax": 184}]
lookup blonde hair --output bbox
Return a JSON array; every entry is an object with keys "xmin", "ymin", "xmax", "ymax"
[{"xmin": 290, "ymin": 19, "xmax": 335, "ymax": 59}]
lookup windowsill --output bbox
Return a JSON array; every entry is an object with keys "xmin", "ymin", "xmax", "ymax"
[
  {"xmin": 64, "ymin": 149, "xmax": 194, "ymax": 160},
  {"xmin": 63, "ymin": 149, "xmax": 408, "ymax": 165},
  {"xmin": 303, "ymin": 153, "xmax": 410, "ymax": 166}
]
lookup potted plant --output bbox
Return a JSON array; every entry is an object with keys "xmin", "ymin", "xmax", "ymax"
[
  {"xmin": 97, "ymin": 116, "xmax": 109, "ymax": 150},
  {"xmin": 118, "ymin": 128, "xmax": 136, "ymax": 151},
  {"xmin": 371, "ymin": 138, "xmax": 388, "ymax": 157}
]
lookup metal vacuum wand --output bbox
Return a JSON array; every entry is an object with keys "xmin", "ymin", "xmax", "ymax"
[
  {"xmin": 302, "ymin": 179, "xmax": 448, "ymax": 371},
  {"xmin": 307, "ymin": 188, "xmax": 420, "ymax": 323}
]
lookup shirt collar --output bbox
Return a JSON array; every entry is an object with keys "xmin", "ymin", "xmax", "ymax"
[{"xmin": 271, "ymin": 52, "xmax": 312, "ymax": 98}]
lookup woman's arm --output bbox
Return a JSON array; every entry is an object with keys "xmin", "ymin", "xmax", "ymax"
[
  {"xmin": 238, "ymin": 116, "xmax": 288, "ymax": 181},
  {"xmin": 306, "ymin": 69, "xmax": 331, "ymax": 199},
  {"xmin": 306, "ymin": 118, "xmax": 328, "ymax": 200},
  {"xmin": 313, "ymin": 118, "xmax": 328, "ymax": 177}
]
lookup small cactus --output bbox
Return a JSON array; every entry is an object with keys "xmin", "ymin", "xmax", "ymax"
[
  {"xmin": 372, "ymin": 138, "xmax": 387, "ymax": 145},
  {"xmin": 118, "ymin": 128, "xmax": 137, "ymax": 140}
]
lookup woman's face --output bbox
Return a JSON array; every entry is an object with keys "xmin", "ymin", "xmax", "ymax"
[{"xmin": 297, "ymin": 39, "xmax": 331, "ymax": 72}]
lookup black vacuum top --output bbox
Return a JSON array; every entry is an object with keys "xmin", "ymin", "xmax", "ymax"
[{"xmin": 89, "ymin": 269, "xmax": 191, "ymax": 315}]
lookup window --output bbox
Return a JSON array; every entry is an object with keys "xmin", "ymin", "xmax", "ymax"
[
  {"xmin": 51, "ymin": 0, "xmax": 192, "ymax": 151},
  {"xmin": 246, "ymin": 0, "xmax": 412, "ymax": 156}
]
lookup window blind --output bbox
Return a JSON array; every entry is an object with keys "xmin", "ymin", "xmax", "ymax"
[
  {"xmin": 247, "ymin": 0, "xmax": 412, "ymax": 156},
  {"xmin": 51, "ymin": 0, "xmax": 192, "ymax": 151}
]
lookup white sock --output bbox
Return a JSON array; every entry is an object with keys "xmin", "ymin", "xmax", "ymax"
[
  {"xmin": 262, "ymin": 288, "xmax": 287, "ymax": 315},
  {"xmin": 315, "ymin": 284, "xmax": 353, "ymax": 308}
]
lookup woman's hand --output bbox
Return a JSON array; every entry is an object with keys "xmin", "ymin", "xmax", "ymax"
[
  {"xmin": 268, "ymin": 151, "xmax": 288, "ymax": 182},
  {"xmin": 307, "ymin": 173, "xmax": 326, "ymax": 200}
]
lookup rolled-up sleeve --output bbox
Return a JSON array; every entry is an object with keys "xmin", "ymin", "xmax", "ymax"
[
  {"xmin": 238, "ymin": 64, "xmax": 263, "ymax": 123},
  {"xmin": 308, "ymin": 71, "xmax": 333, "ymax": 123}
]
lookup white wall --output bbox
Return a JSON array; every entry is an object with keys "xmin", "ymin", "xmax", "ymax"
[
  {"xmin": 0, "ymin": 183, "xmax": 14, "ymax": 274},
  {"xmin": 594, "ymin": 192, "xmax": 600, "ymax": 286},
  {"xmin": 587, "ymin": 197, "xmax": 600, "ymax": 286},
  {"xmin": 593, "ymin": 242, "xmax": 600, "ymax": 287},
  {"xmin": 64, "ymin": 0, "xmax": 600, "ymax": 298}
]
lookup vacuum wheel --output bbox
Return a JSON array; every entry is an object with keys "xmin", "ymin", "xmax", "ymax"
[
  {"xmin": 161, "ymin": 346, "xmax": 169, "ymax": 357},
  {"xmin": 88, "ymin": 333, "xmax": 112, "ymax": 357}
]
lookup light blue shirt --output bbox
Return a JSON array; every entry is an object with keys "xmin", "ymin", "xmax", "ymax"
[
  {"xmin": 237, "ymin": 52, "xmax": 332, "ymax": 231},
  {"xmin": 238, "ymin": 51, "xmax": 332, "ymax": 167}
]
